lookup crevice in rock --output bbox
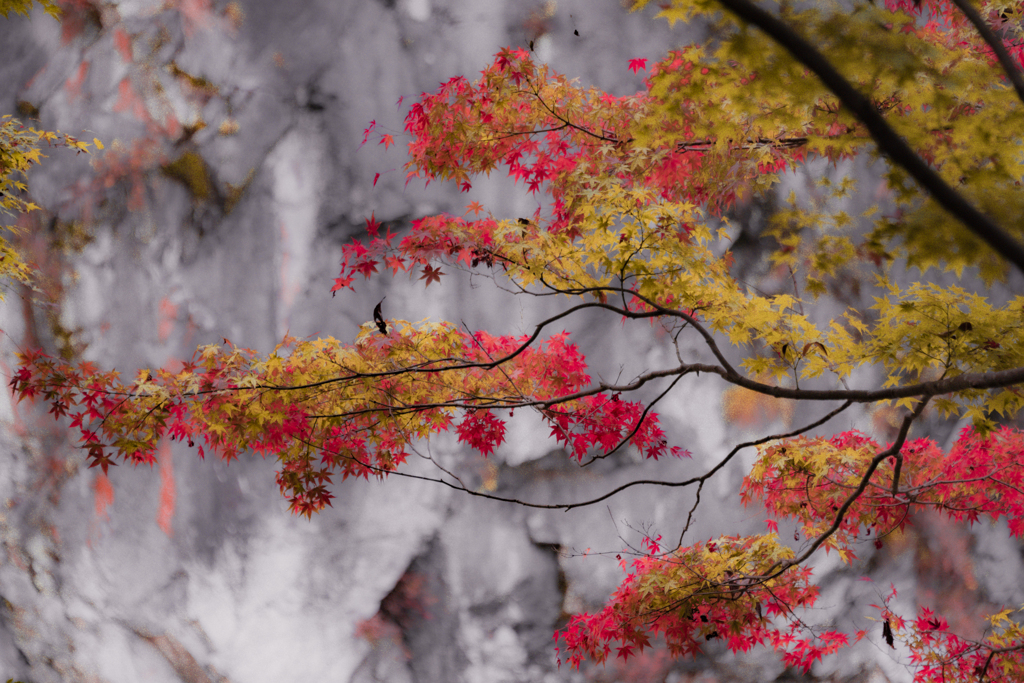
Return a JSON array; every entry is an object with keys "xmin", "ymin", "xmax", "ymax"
[{"xmin": 355, "ymin": 536, "xmax": 467, "ymax": 683}]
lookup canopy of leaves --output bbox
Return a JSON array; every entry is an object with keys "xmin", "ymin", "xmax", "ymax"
[{"xmin": 11, "ymin": 0, "xmax": 1024, "ymax": 679}]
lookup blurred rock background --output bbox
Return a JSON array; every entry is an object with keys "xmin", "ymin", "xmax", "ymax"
[{"xmin": 0, "ymin": 0, "xmax": 1021, "ymax": 681}]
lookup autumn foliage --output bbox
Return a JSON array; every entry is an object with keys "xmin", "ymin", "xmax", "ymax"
[{"xmin": 10, "ymin": 0, "xmax": 1024, "ymax": 678}]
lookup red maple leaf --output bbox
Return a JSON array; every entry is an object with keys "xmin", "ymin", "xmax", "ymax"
[
  {"xmin": 361, "ymin": 120, "xmax": 376, "ymax": 147},
  {"xmin": 456, "ymin": 248, "xmax": 475, "ymax": 268},
  {"xmin": 628, "ymin": 58, "xmax": 648, "ymax": 74},
  {"xmin": 379, "ymin": 134, "xmax": 395, "ymax": 150},
  {"xmin": 385, "ymin": 255, "xmax": 406, "ymax": 274},
  {"xmin": 419, "ymin": 264, "xmax": 444, "ymax": 286},
  {"xmin": 365, "ymin": 212, "xmax": 381, "ymax": 237},
  {"xmin": 455, "ymin": 410, "xmax": 507, "ymax": 456},
  {"xmin": 330, "ymin": 274, "xmax": 354, "ymax": 295},
  {"xmin": 87, "ymin": 444, "xmax": 117, "ymax": 475},
  {"xmin": 354, "ymin": 259, "xmax": 379, "ymax": 278}
]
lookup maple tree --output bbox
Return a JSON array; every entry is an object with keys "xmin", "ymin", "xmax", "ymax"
[{"xmin": 11, "ymin": 0, "xmax": 1024, "ymax": 678}]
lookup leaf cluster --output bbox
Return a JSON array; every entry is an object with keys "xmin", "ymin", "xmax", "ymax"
[{"xmin": 0, "ymin": 116, "xmax": 96, "ymax": 297}]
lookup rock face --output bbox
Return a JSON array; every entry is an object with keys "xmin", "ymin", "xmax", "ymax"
[{"xmin": 1, "ymin": 1, "xmax": 1021, "ymax": 682}]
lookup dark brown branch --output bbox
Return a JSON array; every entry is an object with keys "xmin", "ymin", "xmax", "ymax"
[
  {"xmin": 715, "ymin": 364, "xmax": 1024, "ymax": 403},
  {"xmin": 676, "ymin": 134, "xmax": 811, "ymax": 153},
  {"xmin": 76, "ymin": 286, "xmax": 1024, "ymax": 414},
  {"xmin": 315, "ymin": 398, "xmax": 854, "ymax": 512},
  {"xmin": 579, "ymin": 373, "xmax": 686, "ymax": 466},
  {"xmin": 298, "ymin": 356, "xmax": 1024, "ymax": 422},
  {"xmin": 891, "ymin": 398, "xmax": 931, "ymax": 494},
  {"xmin": 671, "ymin": 399, "xmax": 854, "ymax": 547}
]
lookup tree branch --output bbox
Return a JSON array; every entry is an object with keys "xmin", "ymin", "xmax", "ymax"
[{"xmin": 776, "ymin": 397, "xmax": 929, "ymax": 572}]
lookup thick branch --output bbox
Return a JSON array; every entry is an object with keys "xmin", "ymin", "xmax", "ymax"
[{"xmin": 712, "ymin": 363, "xmax": 1024, "ymax": 402}]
